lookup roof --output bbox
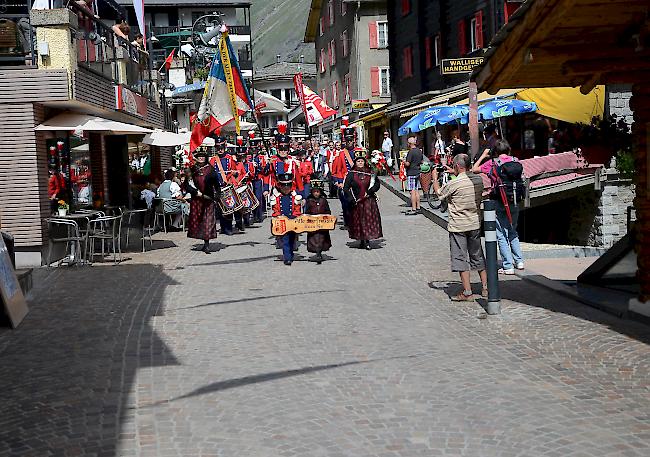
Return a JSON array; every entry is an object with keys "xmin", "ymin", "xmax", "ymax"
[
  {"xmin": 255, "ymin": 62, "xmax": 317, "ymax": 81},
  {"xmin": 472, "ymin": 0, "xmax": 650, "ymax": 93},
  {"xmin": 116, "ymin": 0, "xmax": 251, "ymax": 7},
  {"xmin": 304, "ymin": 0, "xmax": 323, "ymax": 43}
]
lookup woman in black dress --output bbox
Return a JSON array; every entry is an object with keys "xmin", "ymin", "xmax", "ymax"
[
  {"xmin": 304, "ymin": 180, "xmax": 332, "ymax": 263},
  {"xmin": 343, "ymin": 149, "xmax": 383, "ymax": 250},
  {"xmin": 186, "ymin": 150, "xmax": 221, "ymax": 254}
]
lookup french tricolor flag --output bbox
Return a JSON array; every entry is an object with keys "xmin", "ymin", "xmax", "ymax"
[{"xmin": 190, "ymin": 28, "xmax": 253, "ymax": 152}]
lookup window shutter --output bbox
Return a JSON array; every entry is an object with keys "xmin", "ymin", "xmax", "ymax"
[
  {"xmin": 458, "ymin": 20, "xmax": 467, "ymax": 55},
  {"xmin": 369, "ymin": 21, "xmax": 378, "ymax": 49},
  {"xmin": 401, "ymin": 0, "xmax": 410, "ymax": 15},
  {"xmin": 475, "ymin": 11, "xmax": 484, "ymax": 49},
  {"xmin": 424, "ymin": 36, "xmax": 432, "ymax": 69},
  {"xmin": 371, "ymin": 66, "xmax": 380, "ymax": 96},
  {"xmin": 504, "ymin": 1, "xmax": 520, "ymax": 24}
]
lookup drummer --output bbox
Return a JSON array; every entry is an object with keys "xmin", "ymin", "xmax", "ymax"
[
  {"xmin": 210, "ymin": 134, "xmax": 243, "ymax": 235},
  {"xmin": 234, "ymin": 140, "xmax": 255, "ymax": 228},
  {"xmin": 249, "ymin": 134, "xmax": 269, "ymax": 223}
]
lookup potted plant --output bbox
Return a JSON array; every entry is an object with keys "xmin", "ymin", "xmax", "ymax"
[{"xmin": 57, "ymin": 200, "xmax": 69, "ymax": 217}]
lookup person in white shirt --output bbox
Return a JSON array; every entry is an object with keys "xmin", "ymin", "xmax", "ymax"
[
  {"xmin": 157, "ymin": 169, "xmax": 189, "ymax": 229},
  {"xmin": 381, "ymin": 131, "xmax": 394, "ymax": 167}
]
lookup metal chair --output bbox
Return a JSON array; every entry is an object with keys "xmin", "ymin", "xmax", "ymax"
[
  {"xmin": 122, "ymin": 208, "xmax": 154, "ymax": 252},
  {"xmin": 87, "ymin": 215, "xmax": 122, "ymax": 263},
  {"xmin": 45, "ymin": 218, "xmax": 85, "ymax": 267},
  {"xmin": 153, "ymin": 198, "xmax": 186, "ymax": 232}
]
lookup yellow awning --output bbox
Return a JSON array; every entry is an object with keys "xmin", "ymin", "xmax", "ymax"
[
  {"xmin": 360, "ymin": 110, "xmax": 386, "ymax": 123},
  {"xmin": 517, "ymin": 86, "xmax": 604, "ymax": 124},
  {"xmin": 454, "ymin": 86, "xmax": 604, "ymax": 124}
]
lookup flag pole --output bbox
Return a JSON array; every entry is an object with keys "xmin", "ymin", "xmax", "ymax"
[{"xmin": 246, "ymin": 25, "xmax": 271, "ymax": 157}]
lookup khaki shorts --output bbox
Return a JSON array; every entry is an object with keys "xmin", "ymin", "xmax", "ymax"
[{"xmin": 449, "ymin": 230, "xmax": 485, "ymax": 272}]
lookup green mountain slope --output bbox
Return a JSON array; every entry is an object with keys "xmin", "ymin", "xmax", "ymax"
[{"xmin": 251, "ymin": 0, "xmax": 315, "ymax": 68}]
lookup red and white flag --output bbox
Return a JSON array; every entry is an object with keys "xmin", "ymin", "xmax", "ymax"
[{"xmin": 293, "ymin": 73, "xmax": 336, "ymax": 127}]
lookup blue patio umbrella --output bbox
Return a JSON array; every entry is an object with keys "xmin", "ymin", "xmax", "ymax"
[
  {"xmin": 478, "ymin": 99, "xmax": 537, "ymax": 120},
  {"xmin": 398, "ymin": 105, "xmax": 469, "ymax": 136}
]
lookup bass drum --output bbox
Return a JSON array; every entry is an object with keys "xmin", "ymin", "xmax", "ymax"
[
  {"xmin": 218, "ymin": 185, "xmax": 244, "ymax": 215},
  {"xmin": 236, "ymin": 185, "xmax": 260, "ymax": 214}
]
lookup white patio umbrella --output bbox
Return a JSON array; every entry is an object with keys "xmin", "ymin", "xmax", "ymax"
[
  {"xmin": 142, "ymin": 129, "xmax": 188, "ymax": 146},
  {"xmin": 253, "ymin": 90, "xmax": 289, "ymax": 114}
]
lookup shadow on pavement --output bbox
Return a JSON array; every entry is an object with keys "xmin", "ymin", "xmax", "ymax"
[
  {"xmin": 189, "ymin": 254, "xmax": 279, "ymax": 267},
  {"xmin": 0, "ymin": 264, "xmax": 179, "ymax": 456},
  {"xmin": 175, "ymin": 289, "xmax": 346, "ymax": 311}
]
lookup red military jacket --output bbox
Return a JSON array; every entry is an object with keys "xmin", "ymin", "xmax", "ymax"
[
  {"xmin": 269, "ymin": 156, "xmax": 304, "ymax": 191},
  {"xmin": 270, "ymin": 189, "xmax": 303, "ymax": 217},
  {"xmin": 331, "ymin": 148, "xmax": 354, "ymax": 180}
]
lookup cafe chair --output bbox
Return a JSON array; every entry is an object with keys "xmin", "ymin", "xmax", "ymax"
[
  {"xmin": 86, "ymin": 215, "xmax": 122, "ymax": 264},
  {"xmin": 45, "ymin": 218, "xmax": 85, "ymax": 267}
]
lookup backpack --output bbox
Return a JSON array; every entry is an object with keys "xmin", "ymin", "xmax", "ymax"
[{"xmin": 490, "ymin": 158, "xmax": 526, "ymax": 204}]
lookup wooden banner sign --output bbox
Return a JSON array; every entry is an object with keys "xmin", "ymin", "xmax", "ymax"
[
  {"xmin": 441, "ymin": 57, "xmax": 485, "ymax": 75},
  {"xmin": 271, "ymin": 215, "xmax": 337, "ymax": 236},
  {"xmin": 0, "ymin": 235, "xmax": 28, "ymax": 328}
]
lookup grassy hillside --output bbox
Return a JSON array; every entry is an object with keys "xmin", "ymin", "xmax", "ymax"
[{"xmin": 251, "ymin": 0, "xmax": 315, "ymax": 69}]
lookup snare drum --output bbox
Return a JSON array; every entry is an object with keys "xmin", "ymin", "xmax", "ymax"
[
  {"xmin": 236, "ymin": 185, "xmax": 260, "ymax": 213},
  {"xmin": 218, "ymin": 185, "xmax": 244, "ymax": 215}
]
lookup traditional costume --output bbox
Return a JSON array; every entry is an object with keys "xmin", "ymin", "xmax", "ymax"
[
  {"xmin": 249, "ymin": 133, "xmax": 269, "ymax": 223},
  {"xmin": 234, "ymin": 143, "xmax": 254, "ymax": 227},
  {"xmin": 187, "ymin": 150, "xmax": 220, "ymax": 253},
  {"xmin": 271, "ymin": 172, "xmax": 303, "ymax": 265},
  {"xmin": 268, "ymin": 123, "xmax": 304, "ymax": 192},
  {"xmin": 304, "ymin": 180, "xmax": 332, "ymax": 263},
  {"xmin": 343, "ymin": 148, "xmax": 383, "ymax": 250},
  {"xmin": 298, "ymin": 150, "xmax": 314, "ymax": 199}
]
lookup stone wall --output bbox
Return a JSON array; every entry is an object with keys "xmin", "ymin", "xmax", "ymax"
[
  {"xmin": 607, "ymin": 84, "xmax": 634, "ymax": 126},
  {"xmin": 589, "ymin": 174, "xmax": 635, "ymax": 247}
]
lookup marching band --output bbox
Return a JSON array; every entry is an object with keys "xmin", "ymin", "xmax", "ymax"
[{"xmin": 184, "ymin": 121, "xmax": 384, "ymax": 263}]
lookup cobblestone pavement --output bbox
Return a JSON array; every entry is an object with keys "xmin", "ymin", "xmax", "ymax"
[{"xmin": 1, "ymin": 188, "xmax": 650, "ymax": 457}]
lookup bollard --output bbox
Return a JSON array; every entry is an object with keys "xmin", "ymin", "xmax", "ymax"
[{"xmin": 482, "ymin": 200, "xmax": 501, "ymax": 315}]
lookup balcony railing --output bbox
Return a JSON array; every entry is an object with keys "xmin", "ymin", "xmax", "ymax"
[
  {"xmin": 0, "ymin": 0, "xmax": 36, "ymax": 66},
  {"xmin": 70, "ymin": 3, "xmax": 153, "ymax": 99},
  {"xmin": 151, "ymin": 24, "xmax": 250, "ymax": 37}
]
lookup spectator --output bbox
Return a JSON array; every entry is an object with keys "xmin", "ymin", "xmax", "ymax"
[
  {"xmin": 157, "ymin": 169, "xmax": 189, "ymax": 229},
  {"xmin": 48, "ymin": 166, "xmax": 66, "ymax": 214},
  {"xmin": 403, "ymin": 136, "xmax": 423, "ymax": 215},
  {"xmin": 432, "ymin": 153, "xmax": 488, "ymax": 301},
  {"xmin": 472, "ymin": 139, "xmax": 525, "ymax": 274},
  {"xmin": 381, "ymin": 131, "xmax": 393, "ymax": 166},
  {"xmin": 432, "ymin": 130, "xmax": 445, "ymax": 161},
  {"xmin": 112, "ymin": 18, "xmax": 130, "ymax": 40}
]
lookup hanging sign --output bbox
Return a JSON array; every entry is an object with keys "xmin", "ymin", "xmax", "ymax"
[{"xmin": 441, "ymin": 57, "xmax": 485, "ymax": 75}]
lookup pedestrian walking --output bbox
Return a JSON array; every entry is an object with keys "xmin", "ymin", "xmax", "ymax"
[
  {"xmin": 381, "ymin": 131, "xmax": 394, "ymax": 167},
  {"xmin": 432, "ymin": 153, "xmax": 488, "ymax": 301},
  {"xmin": 304, "ymin": 180, "xmax": 332, "ymax": 263},
  {"xmin": 472, "ymin": 139, "xmax": 525, "ymax": 274},
  {"xmin": 403, "ymin": 136, "xmax": 423, "ymax": 215},
  {"xmin": 343, "ymin": 149, "xmax": 383, "ymax": 250}
]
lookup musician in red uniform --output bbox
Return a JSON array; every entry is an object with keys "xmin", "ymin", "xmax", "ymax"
[
  {"xmin": 297, "ymin": 149, "xmax": 313, "ymax": 199},
  {"xmin": 269, "ymin": 131, "xmax": 304, "ymax": 193},
  {"xmin": 249, "ymin": 134, "xmax": 269, "ymax": 223},
  {"xmin": 270, "ymin": 172, "xmax": 303, "ymax": 265},
  {"xmin": 210, "ymin": 135, "xmax": 242, "ymax": 235},
  {"xmin": 343, "ymin": 148, "xmax": 383, "ymax": 250},
  {"xmin": 234, "ymin": 143, "xmax": 255, "ymax": 227},
  {"xmin": 331, "ymin": 127, "xmax": 355, "ymax": 228}
]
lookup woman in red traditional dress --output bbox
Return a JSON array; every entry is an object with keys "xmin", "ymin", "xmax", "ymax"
[
  {"xmin": 186, "ymin": 150, "xmax": 220, "ymax": 254},
  {"xmin": 343, "ymin": 149, "xmax": 383, "ymax": 250}
]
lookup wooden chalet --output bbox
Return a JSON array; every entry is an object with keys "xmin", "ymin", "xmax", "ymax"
[{"xmin": 472, "ymin": 0, "xmax": 650, "ymax": 319}]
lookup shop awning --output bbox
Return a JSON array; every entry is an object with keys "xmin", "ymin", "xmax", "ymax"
[
  {"xmin": 400, "ymin": 86, "xmax": 470, "ymax": 118},
  {"xmin": 454, "ymin": 87, "xmax": 604, "ymax": 125},
  {"xmin": 142, "ymin": 129, "xmax": 187, "ymax": 147},
  {"xmin": 35, "ymin": 112, "xmax": 152, "ymax": 134}
]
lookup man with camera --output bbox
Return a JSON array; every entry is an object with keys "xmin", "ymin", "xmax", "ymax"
[{"xmin": 432, "ymin": 153, "xmax": 488, "ymax": 301}]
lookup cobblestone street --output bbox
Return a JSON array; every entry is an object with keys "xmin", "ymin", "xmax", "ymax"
[{"xmin": 1, "ymin": 188, "xmax": 650, "ymax": 457}]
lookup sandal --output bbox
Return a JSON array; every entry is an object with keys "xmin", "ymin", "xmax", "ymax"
[{"xmin": 451, "ymin": 292, "xmax": 475, "ymax": 302}]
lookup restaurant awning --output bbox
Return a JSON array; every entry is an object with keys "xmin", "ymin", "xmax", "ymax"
[
  {"xmin": 142, "ymin": 129, "xmax": 188, "ymax": 147},
  {"xmin": 35, "ymin": 112, "xmax": 152, "ymax": 135},
  {"xmin": 454, "ymin": 87, "xmax": 605, "ymax": 125}
]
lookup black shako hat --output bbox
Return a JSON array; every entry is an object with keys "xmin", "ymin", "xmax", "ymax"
[{"xmin": 277, "ymin": 172, "xmax": 293, "ymax": 184}]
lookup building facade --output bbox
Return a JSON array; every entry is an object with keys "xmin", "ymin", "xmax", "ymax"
[
  {"xmin": 305, "ymin": 0, "xmax": 391, "ymax": 136},
  {"xmin": 0, "ymin": 4, "xmax": 167, "ymax": 267},
  {"xmin": 254, "ymin": 60, "xmax": 316, "ymax": 136}
]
